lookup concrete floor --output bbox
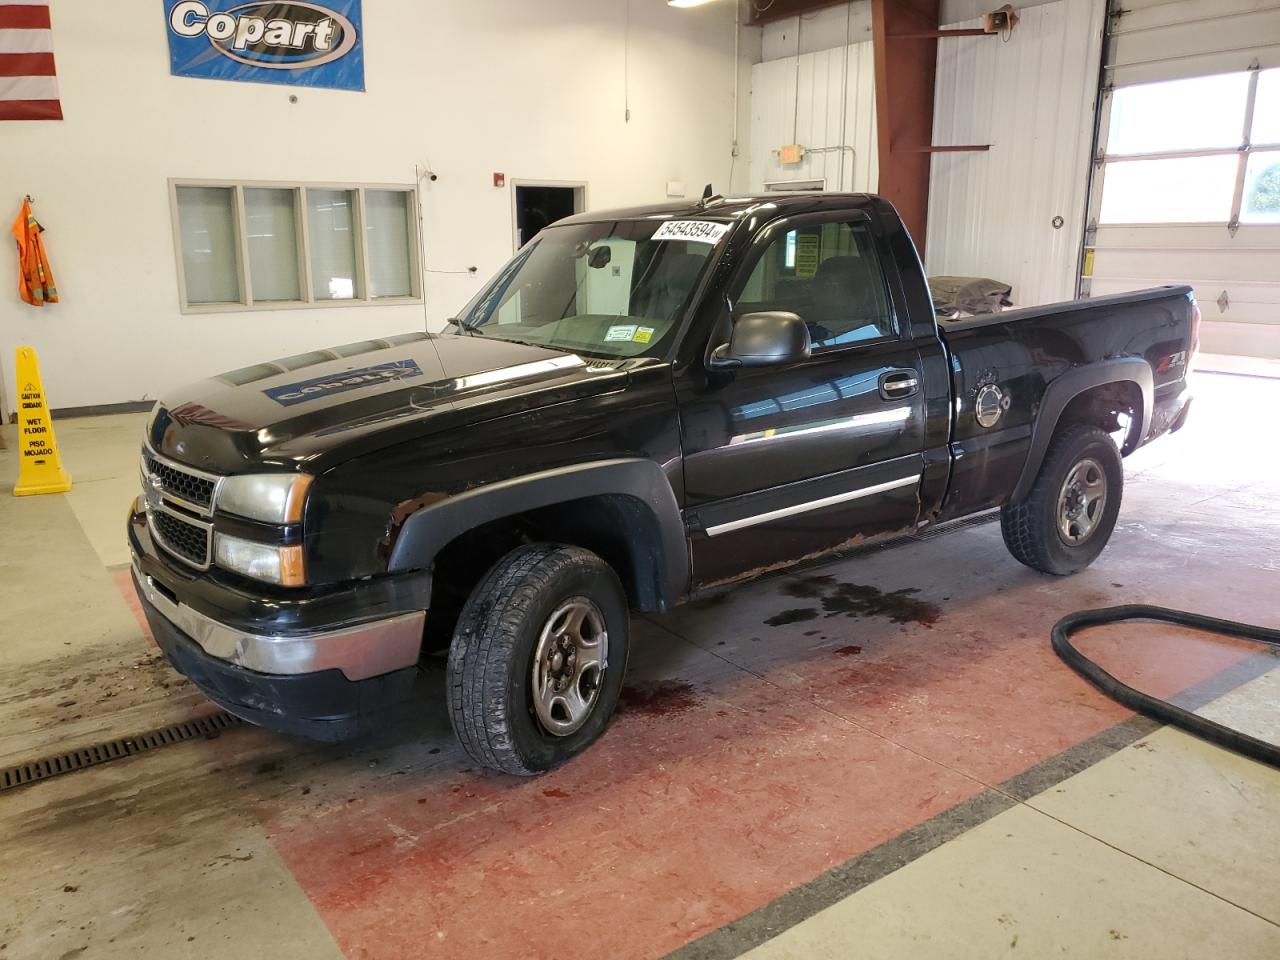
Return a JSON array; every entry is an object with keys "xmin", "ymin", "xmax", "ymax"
[{"xmin": 0, "ymin": 371, "xmax": 1277, "ymax": 959}]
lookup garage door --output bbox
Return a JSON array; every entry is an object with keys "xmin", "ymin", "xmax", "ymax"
[{"xmin": 1083, "ymin": 0, "xmax": 1280, "ymax": 360}]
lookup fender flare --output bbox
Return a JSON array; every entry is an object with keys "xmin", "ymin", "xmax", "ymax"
[
  {"xmin": 1011, "ymin": 357, "xmax": 1153, "ymax": 504},
  {"xmin": 387, "ymin": 458, "xmax": 689, "ymax": 610}
]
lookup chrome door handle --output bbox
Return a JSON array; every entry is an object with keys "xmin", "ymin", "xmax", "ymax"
[{"xmin": 879, "ymin": 371, "xmax": 919, "ymax": 400}]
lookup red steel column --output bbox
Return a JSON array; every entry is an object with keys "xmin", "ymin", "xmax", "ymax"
[{"xmin": 871, "ymin": 0, "xmax": 941, "ymax": 245}]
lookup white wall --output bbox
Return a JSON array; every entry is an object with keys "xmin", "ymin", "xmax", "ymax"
[
  {"xmin": 760, "ymin": 2, "xmax": 872, "ymax": 61},
  {"xmin": 925, "ymin": 0, "xmax": 1104, "ymax": 306},
  {"xmin": 750, "ymin": 42, "xmax": 878, "ymax": 193},
  {"xmin": 1, "ymin": 0, "xmax": 755, "ymax": 412},
  {"xmin": 750, "ymin": 3, "xmax": 877, "ymax": 194}
]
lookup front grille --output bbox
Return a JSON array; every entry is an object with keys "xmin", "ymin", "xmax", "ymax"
[
  {"xmin": 144, "ymin": 454, "xmax": 216, "ymax": 508},
  {"xmin": 140, "ymin": 445, "xmax": 221, "ymax": 571},
  {"xmin": 152, "ymin": 510, "xmax": 210, "ymax": 566}
]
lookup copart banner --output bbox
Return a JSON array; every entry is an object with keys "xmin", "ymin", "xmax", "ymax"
[{"xmin": 165, "ymin": 1, "xmax": 364, "ymax": 91}]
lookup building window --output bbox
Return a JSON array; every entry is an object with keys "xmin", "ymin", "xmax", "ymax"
[
  {"xmin": 170, "ymin": 180, "xmax": 421, "ymax": 312},
  {"xmin": 1099, "ymin": 68, "xmax": 1280, "ymax": 226},
  {"xmin": 365, "ymin": 189, "xmax": 415, "ymax": 298},
  {"xmin": 175, "ymin": 186, "xmax": 242, "ymax": 305},
  {"xmin": 245, "ymin": 187, "xmax": 302, "ymax": 303}
]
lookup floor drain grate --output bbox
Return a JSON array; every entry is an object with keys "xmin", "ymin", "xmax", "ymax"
[{"xmin": 0, "ymin": 711, "xmax": 243, "ymax": 793}]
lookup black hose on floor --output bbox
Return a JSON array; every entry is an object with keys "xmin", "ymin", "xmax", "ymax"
[{"xmin": 1052, "ymin": 605, "xmax": 1280, "ymax": 769}]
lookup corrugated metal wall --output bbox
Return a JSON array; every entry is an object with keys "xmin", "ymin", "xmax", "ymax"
[
  {"xmin": 925, "ymin": 0, "xmax": 1104, "ymax": 307},
  {"xmin": 749, "ymin": 42, "xmax": 878, "ymax": 194}
]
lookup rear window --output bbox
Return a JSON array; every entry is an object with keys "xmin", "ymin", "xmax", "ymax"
[{"xmin": 736, "ymin": 219, "xmax": 895, "ymax": 349}]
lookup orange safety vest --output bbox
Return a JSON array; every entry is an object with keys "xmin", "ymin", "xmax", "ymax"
[{"xmin": 11, "ymin": 199, "xmax": 58, "ymax": 307}]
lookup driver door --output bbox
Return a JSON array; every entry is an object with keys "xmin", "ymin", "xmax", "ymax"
[{"xmin": 677, "ymin": 212, "xmax": 927, "ymax": 588}]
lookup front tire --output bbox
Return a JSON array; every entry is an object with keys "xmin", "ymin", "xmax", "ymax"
[
  {"xmin": 1001, "ymin": 424, "xmax": 1123, "ymax": 576},
  {"xmin": 447, "ymin": 544, "xmax": 629, "ymax": 776}
]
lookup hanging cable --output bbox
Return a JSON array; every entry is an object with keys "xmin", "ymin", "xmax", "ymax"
[
  {"xmin": 792, "ymin": 13, "xmax": 802, "ymax": 146},
  {"xmin": 729, "ymin": 0, "xmax": 740, "ymax": 193},
  {"xmin": 624, "ymin": 0, "xmax": 632, "ymax": 123},
  {"xmin": 838, "ymin": 2, "xmax": 851, "ymax": 191}
]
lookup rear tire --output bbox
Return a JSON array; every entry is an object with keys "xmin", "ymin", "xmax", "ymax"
[
  {"xmin": 446, "ymin": 544, "xmax": 629, "ymax": 776},
  {"xmin": 1001, "ymin": 424, "xmax": 1123, "ymax": 576}
]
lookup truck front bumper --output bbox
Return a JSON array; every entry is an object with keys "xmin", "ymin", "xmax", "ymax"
[{"xmin": 128, "ymin": 502, "xmax": 426, "ymax": 741}]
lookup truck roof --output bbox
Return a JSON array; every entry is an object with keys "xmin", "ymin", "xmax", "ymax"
[{"xmin": 557, "ymin": 192, "xmax": 881, "ymax": 226}]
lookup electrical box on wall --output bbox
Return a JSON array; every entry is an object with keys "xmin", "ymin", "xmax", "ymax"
[
  {"xmin": 780, "ymin": 144, "xmax": 805, "ymax": 165},
  {"xmin": 983, "ymin": 5, "xmax": 1019, "ymax": 34},
  {"xmin": 666, "ymin": 181, "xmax": 686, "ymax": 198}
]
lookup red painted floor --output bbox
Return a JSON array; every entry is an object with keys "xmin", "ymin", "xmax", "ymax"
[
  {"xmin": 252, "ymin": 534, "xmax": 1271, "ymax": 959},
  {"xmin": 265, "ymin": 642, "xmax": 983, "ymax": 959}
]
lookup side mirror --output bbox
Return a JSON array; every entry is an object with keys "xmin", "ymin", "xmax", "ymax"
[{"xmin": 707, "ymin": 311, "xmax": 811, "ymax": 370}]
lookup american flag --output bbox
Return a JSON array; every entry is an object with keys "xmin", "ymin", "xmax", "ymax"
[{"xmin": 0, "ymin": 1, "xmax": 61, "ymax": 120}]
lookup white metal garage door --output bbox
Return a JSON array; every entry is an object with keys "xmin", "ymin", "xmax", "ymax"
[{"xmin": 1084, "ymin": 0, "xmax": 1280, "ymax": 360}]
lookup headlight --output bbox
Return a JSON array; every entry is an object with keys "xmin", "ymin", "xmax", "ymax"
[
  {"xmin": 214, "ymin": 533, "xmax": 306, "ymax": 586},
  {"xmin": 217, "ymin": 473, "xmax": 312, "ymax": 524}
]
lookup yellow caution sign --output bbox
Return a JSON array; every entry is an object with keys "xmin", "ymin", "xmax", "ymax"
[{"xmin": 13, "ymin": 346, "xmax": 71, "ymax": 496}]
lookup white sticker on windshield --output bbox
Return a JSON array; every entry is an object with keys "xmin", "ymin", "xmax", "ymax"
[
  {"xmin": 605, "ymin": 324, "xmax": 638, "ymax": 342},
  {"xmin": 652, "ymin": 220, "xmax": 730, "ymax": 244}
]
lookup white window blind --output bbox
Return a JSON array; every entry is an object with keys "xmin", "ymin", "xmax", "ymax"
[
  {"xmin": 307, "ymin": 188, "xmax": 360, "ymax": 301},
  {"xmin": 175, "ymin": 186, "xmax": 240, "ymax": 304},
  {"xmin": 244, "ymin": 187, "xmax": 301, "ymax": 302},
  {"xmin": 365, "ymin": 190, "xmax": 414, "ymax": 298}
]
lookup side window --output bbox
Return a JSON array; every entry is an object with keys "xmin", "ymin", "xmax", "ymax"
[{"xmin": 737, "ymin": 220, "xmax": 894, "ymax": 349}]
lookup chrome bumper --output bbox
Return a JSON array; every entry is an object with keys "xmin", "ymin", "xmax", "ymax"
[{"xmin": 131, "ymin": 560, "xmax": 425, "ymax": 681}]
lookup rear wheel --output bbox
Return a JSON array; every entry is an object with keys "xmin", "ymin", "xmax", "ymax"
[
  {"xmin": 446, "ymin": 544, "xmax": 629, "ymax": 775},
  {"xmin": 1001, "ymin": 424, "xmax": 1123, "ymax": 576}
]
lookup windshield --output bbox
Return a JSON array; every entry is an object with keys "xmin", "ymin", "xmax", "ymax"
[{"xmin": 454, "ymin": 218, "xmax": 727, "ymax": 358}]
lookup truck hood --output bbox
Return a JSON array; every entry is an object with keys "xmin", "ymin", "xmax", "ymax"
[{"xmin": 146, "ymin": 332, "xmax": 630, "ymax": 473}]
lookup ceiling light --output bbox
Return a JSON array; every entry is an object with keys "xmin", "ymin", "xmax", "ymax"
[{"xmin": 668, "ymin": 0, "xmax": 718, "ymax": 7}]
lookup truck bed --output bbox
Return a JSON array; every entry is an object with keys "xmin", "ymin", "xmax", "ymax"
[{"xmin": 934, "ymin": 285, "xmax": 1196, "ymax": 522}]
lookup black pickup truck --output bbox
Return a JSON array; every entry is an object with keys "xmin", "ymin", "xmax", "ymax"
[{"xmin": 129, "ymin": 193, "xmax": 1196, "ymax": 775}]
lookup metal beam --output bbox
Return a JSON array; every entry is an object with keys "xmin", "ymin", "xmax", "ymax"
[
  {"xmin": 871, "ymin": 0, "xmax": 941, "ymax": 244},
  {"xmin": 898, "ymin": 144, "xmax": 992, "ymax": 153},
  {"xmin": 889, "ymin": 29, "xmax": 991, "ymax": 39}
]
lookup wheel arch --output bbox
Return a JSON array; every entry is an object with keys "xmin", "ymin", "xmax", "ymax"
[
  {"xmin": 388, "ymin": 459, "xmax": 688, "ymax": 612},
  {"xmin": 1011, "ymin": 358, "xmax": 1152, "ymax": 504}
]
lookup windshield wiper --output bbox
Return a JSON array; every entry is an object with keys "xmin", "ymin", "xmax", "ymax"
[{"xmin": 445, "ymin": 317, "xmax": 485, "ymax": 336}]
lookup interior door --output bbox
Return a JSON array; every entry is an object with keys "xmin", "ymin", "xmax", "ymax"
[{"xmin": 678, "ymin": 213, "xmax": 927, "ymax": 589}]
